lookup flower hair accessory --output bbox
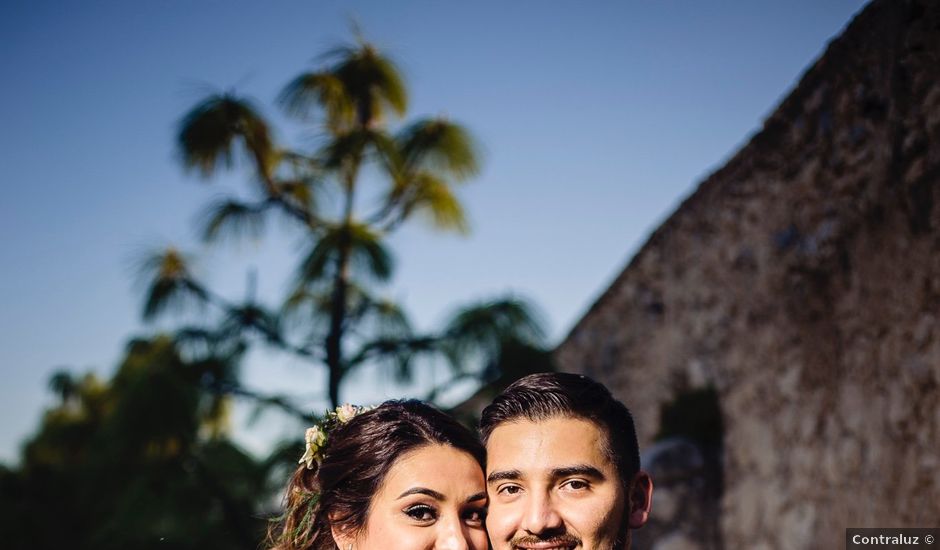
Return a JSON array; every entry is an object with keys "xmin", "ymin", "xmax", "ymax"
[{"xmin": 299, "ymin": 403, "xmax": 374, "ymax": 469}]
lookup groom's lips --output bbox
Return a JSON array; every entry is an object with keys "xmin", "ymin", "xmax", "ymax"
[
  {"xmin": 511, "ymin": 537, "xmax": 580, "ymax": 549},
  {"xmin": 512, "ymin": 544, "xmax": 578, "ymax": 550}
]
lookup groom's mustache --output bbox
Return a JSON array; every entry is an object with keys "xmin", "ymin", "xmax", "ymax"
[{"xmin": 509, "ymin": 534, "xmax": 581, "ymax": 548}]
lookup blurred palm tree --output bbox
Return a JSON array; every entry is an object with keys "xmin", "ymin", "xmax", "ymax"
[{"xmin": 138, "ymin": 34, "xmax": 547, "ymax": 409}]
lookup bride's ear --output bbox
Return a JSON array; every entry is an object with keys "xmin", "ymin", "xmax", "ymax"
[{"xmin": 329, "ymin": 516, "xmax": 355, "ymax": 550}]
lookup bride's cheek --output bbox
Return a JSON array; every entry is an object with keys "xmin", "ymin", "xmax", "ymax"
[{"xmin": 470, "ymin": 529, "xmax": 489, "ymax": 550}]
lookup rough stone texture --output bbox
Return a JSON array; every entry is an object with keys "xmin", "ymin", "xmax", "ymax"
[
  {"xmin": 637, "ymin": 438, "xmax": 719, "ymax": 549},
  {"xmin": 555, "ymin": 1, "xmax": 940, "ymax": 548}
]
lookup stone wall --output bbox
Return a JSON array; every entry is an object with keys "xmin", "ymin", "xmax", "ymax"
[{"xmin": 555, "ymin": 1, "xmax": 940, "ymax": 548}]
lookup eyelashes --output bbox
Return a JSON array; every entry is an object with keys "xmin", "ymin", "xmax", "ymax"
[
  {"xmin": 404, "ymin": 504, "xmax": 436, "ymax": 522},
  {"xmin": 402, "ymin": 504, "xmax": 488, "ymax": 526},
  {"xmin": 463, "ymin": 507, "xmax": 486, "ymax": 526},
  {"xmin": 497, "ymin": 478, "xmax": 592, "ymax": 496},
  {"xmin": 562, "ymin": 479, "xmax": 589, "ymax": 490}
]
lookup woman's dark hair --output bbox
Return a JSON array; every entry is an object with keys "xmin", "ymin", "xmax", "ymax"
[{"xmin": 267, "ymin": 400, "xmax": 485, "ymax": 550}]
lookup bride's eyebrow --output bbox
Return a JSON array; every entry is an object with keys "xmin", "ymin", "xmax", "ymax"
[
  {"xmin": 465, "ymin": 492, "xmax": 486, "ymax": 504},
  {"xmin": 397, "ymin": 487, "xmax": 445, "ymax": 500}
]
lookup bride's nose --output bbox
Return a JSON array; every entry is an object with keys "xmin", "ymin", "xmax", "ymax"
[{"xmin": 434, "ymin": 514, "xmax": 470, "ymax": 550}]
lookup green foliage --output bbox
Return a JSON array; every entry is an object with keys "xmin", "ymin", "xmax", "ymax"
[
  {"xmin": 0, "ymin": 338, "xmax": 287, "ymax": 550},
  {"xmin": 442, "ymin": 296, "xmax": 548, "ymax": 367},
  {"xmin": 397, "ymin": 118, "xmax": 480, "ymax": 181},
  {"xmin": 296, "ymin": 222, "xmax": 394, "ymax": 283},
  {"xmin": 137, "ymin": 248, "xmax": 208, "ymax": 321},
  {"xmin": 178, "ymin": 94, "xmax": 274, "ymax": 180},
  {"xmin": 279, "ymin": 42, "xmax": 406, "ymax": 131},
  {"xmin": 198, "ymin": 198, "xmax": 270, "ymax": 243},
  {"xmin": 279, "ymin": 72, "xmax": 352, "ymax": 129}
]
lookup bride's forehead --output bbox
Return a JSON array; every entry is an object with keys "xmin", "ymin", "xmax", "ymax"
[
  {"xmin": 394, "ymin": 443, "xmax": 480, "ymax": 467},
  {"xmin": 376, "ymin": 444, "xmax": 484, "ymax": 495}
]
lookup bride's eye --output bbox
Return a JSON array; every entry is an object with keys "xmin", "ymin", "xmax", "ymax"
[
  {"xmin": 404, "ymin": 504, "xmax": 437, "ymax": 522},
  {"xmin": 462, "ymin": 507, "xmax": 486, "ymax": 526}
]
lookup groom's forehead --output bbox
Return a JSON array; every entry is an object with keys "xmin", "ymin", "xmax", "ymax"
[
  {"xmin": 484, "ymin": 415, "xmax": 613, "ymax": 467},
  {"xmin": 484, "ymin": 412, "xmax": 605, "ymax": 436}
]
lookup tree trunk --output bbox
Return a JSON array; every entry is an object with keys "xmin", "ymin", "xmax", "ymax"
[
  {"xmin": 324, "ymin": 219, "xmax": 352, "ymax": 408},
  {"xmin": 325, "ymin": 261, "xmax": 347, "ymax": 408},
  {"xmin": 324, "ymin": 163, "xmax": 358, "ymax": 408}
]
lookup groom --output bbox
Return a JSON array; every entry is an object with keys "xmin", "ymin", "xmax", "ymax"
[{"xmin": 480, "ymin": 372, "xmax": 654, "ymax": 550}]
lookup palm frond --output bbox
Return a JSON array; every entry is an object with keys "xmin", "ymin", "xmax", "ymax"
[
  {"xmin": 331, "ymin": 42, "xmax": 408, "ymax": 125},
  {"xmin": 442, "ymin": 295, "xmax": 547, "ymax": 370},
  {"xmin": 137, "ymin": 247, "xmax": 209, "ymax": 320},
  {"xmin": 172, "ymin": 326, "xmax": 248, "ymax": 361},
  {"xmin": 278, "ymin": 72, "xmax": 353, "ymax": 131},
  {"xmin": 197, "ymin": 198, "xmax": 269, "ymax": 243},
  {"xmin": 48, "ymin": 370, "xmax": 78, "ymax": 403},
  {"xmin": 365, "ymin": 298, "xmax": 412, "ymax": 337},
  {"xmin": 320, "ymin": 129, "xmax": 370, "ymax": 171},
  {"xmin": 275, "ymin": 180, "xmax": 316, "ymax": 211},
  {"xmin": 310, "ymin": 39, "xmax": 408, "ymax": 126},
  {"xmin": 347, "ymin": 224, "xmax": 394, "ymax": 281},
  {"xmin": 282, "ymin": 286, "xmax": 326, "ymax": 315},
  {"xmin": 320, "ymin": 127, "xmax": 395, "ymax": 173},
  {"xmin": 285, "ymin": 281, "xmax": 407, "ymax": 342},
  {"xmin": 344, "ymin": 289, "xmax": 412, "ymax": 338},
  {"xmin": 220, "ymin": 303, "xmax": 283, "ymax": 346},
  {"xmin": 296, "ymin": 223, "xmax": 394, "ymax": 284},
  {"xmin": 282, "ymin": 39, "xmax": 407, "ymax": 131},
  {"xmin": 280, "ymin": 286, "xmax": 333, "ymax": 339},
  {"xmin": 403, "ymin": 172, "xmax": 469, "ymax": 233},
  {"xmin": 279, "ymin": 150, "xmax": 323, "ymax": 176},
  {"xmin": 346, "ymin": 335, "xmax": 438, "ymax": 380},
  {"xmin": 177, "ymin": 93, "xmax": 275, "ymax": 179},
  {"xmin": 397, "ymin": 118, "xmax": 480, "ymax": 181}
]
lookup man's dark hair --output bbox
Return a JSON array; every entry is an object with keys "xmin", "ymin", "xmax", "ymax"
[{"xmin": 479, "ymin": 372, "xmax": 641, "ymax": 485}]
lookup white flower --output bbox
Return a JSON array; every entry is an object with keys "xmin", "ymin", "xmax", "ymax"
[
  {"xmin": 335, "ymin": 403, "xmax": 358, "ymax": 423},
  {"xmin": 299, "ymin": 425, "xmax": 327, "ymax": 469}
]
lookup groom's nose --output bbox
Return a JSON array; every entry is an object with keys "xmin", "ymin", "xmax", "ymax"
[{"xmin": 520, "ymin": 490, "xmax": 564, "ymax": 535}]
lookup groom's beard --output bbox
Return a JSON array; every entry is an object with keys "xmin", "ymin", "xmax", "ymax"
[
  {"xmin": 615, "ymin": 514, "xmax": 630, "ymax": 549},
  {"xmin": 507, "ymin": 521, "xmax": 630, "ymax": 550},
  {"xmin": 510, "ymin": 533, "xmax": 581, "ymax": 548}
]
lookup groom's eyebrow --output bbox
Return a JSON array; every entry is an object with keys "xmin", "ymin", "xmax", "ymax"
[
  {"xmin": 486, "ymin": 469, "xmax": 522, "ymax": 484},
  {"xmin": 551, "ymin": 464, "xmax": 605, "ymax": 480}
]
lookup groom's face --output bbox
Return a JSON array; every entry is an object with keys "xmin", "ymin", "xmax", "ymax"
[{"xmin": 485, "ymin": 416, "xmax": 628, "ymax": 550}]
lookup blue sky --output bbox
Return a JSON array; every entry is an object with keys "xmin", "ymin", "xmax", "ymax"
[{"xmin": 0, "ymin": 0, "xmax": 867, "ymax": 461}]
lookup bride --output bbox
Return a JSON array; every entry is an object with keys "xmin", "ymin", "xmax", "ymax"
[{"xmin": 268, "ymin": 400, "xmax": 489, "ymax": 550}]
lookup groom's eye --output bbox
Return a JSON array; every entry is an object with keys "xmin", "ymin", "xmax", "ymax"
[
  {"xmin": 562, "ymin": 479, "xmax": 589, "ymax": 491},
  {"xmin": 498, "ymin": 484, "xmax": 522, "ymax": 496}
]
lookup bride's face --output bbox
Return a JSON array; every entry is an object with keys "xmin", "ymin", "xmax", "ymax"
[{"xmin": 346, "ymin": 444, "xmax": 488, "ymax": 550}]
